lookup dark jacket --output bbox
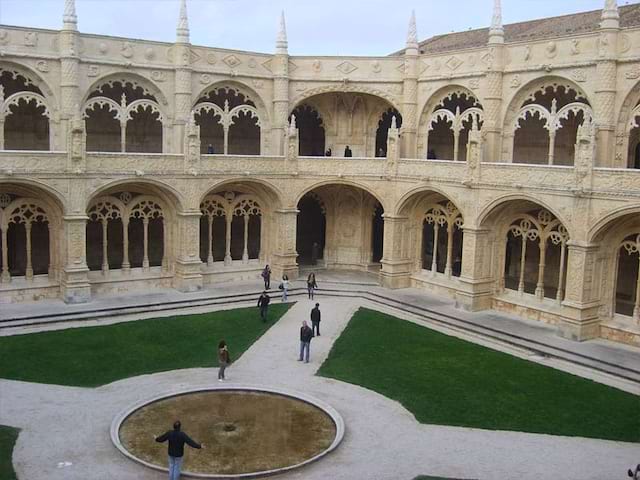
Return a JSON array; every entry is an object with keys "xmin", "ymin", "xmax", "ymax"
[
  {"xmin": 310, "ymin": 307, "xmax": 321, "ymax": 323},
  {"xmin": 258, "ymin": 294, "xmax": 271, "ymax": 307},
  {"xmin": 155, "ymin": 430, "xmax": 201, "ymax": 457},
  {"xmin": 300, "ymin": 325, "xmax": 313, "ymax": 343}
]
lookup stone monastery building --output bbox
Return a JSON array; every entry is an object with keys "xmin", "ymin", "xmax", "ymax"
[{"xmin": 1, "ymin": 0, "xmax": 640, "ymax": 348}]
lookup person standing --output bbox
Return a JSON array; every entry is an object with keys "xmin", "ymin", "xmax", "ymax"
[
  {"xmin": 155, "ymin": 421, "xmax": 202, "ymax": 480},
  {"xmin": 217, "ymin": 340, "xmax": 230, "ymax": 381},
  {"xmin": 281, "ymin": 274, "xmax": 290, "ymax": 302},
  {"xmin": 298, "ymin": 320, "xmax": 313, "ymax": 363},
  {"xmin": 207, "ymin": 144, "xmax": 214, "ymax": 154},
  {"xmin": 344, "ymin": 145, "xmax": 353, "ymax": 157},
  {"xmin": 307, "ymin": 272, "xmax": 318, "ymax": 300},
  {"xmin": 257, "ymin": 291, "xmax": 270, "ymax": 322},
  {"xmin": 310, "ymin": 303, "xmax": 321, "ymax": 337},
  {"xmin": 261, "ymin": 264, "xmax": 271, "ymax": 289},
  {"xmin": 325, "ymin": 147, "xmax": 332, "ymax": 157}
]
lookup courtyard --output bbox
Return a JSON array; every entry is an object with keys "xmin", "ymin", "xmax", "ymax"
[{"xmin": 0, "ymin": 272, "xmax": 638, "ymax": 480}]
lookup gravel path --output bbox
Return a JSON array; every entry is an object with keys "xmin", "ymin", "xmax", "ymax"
[{"xmin": 1, "ymin": 297, "xmax": 638, "ymax": 480}]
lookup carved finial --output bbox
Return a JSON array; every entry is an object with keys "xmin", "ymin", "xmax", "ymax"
[
  {"xmin": 120, "ymin": 93, "xmax": 127, "ymax": 109},
  {"xmin": 276, "ymin": 11, "xmax": 288, "ymax": 54},
  {"xmin": 289, "ymin": 114, "xmax": 297, "ymax": 134},
  {"xmin": 63, "ymin": 0, "xmax": 78, "ymax": 30},
  {"xmin": 224, "ymin": 99, "xmax": 229, "ymax": 113},
  {"xmin": 551, "ymin": 98, "xmax": 558, "ymax": 115},
  {"xmin": 488, "ymin": 0, "xmax": 504, "ymax": 44},
  {"xmin": 391, "ymin": 115, "xmax": 397, "ymax": 130},
  {"xmin": 471, "ymin": 114, "xmax": 479, "ymax": 132},
  {"xmin": 406, "ymin": 11, "xmax": 418, "ymax": 49},
  {"xmin": 601, "ymin": 0, "xmax": 620, "ymax": 29},
  {"xmin": 176, "ymin": 0, "xmax": 190, "ymax": 43}
]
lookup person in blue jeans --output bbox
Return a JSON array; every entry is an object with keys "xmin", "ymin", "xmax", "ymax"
[
  {"xmin": 298, "ymin": 320, "xmax": 313, "ymax": 363},
  {"xmin": 155, "ymin": 421, "xmax": 203, "ymax": 480}
]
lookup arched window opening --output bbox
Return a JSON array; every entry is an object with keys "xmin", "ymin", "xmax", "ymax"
[
  {"xmin": 426, "ymin": 91, "xmax": 483, "ymax": 161},
  {"xmin": 628, "ymin": 101, "xmax": 640, "ymax": 169},
  {"xmin": 512, "ymin": 84, "xmax": 591, "ymax": 165},
  {"xmin": 296, "ymin": 192, "xmax": 326, "ymax": 265},
  {"xmin": 84, "ymin": 79, "xmax": 164, "ymax": 153},
  {"xmin": 194, "ymin": 87, "xmax": 261, "ymax": 155},
  {"xmin": 291, "ymin": 105, "xmax": 325, "ymax": 156},
  {"xmin": 375, "ymin": 109, "xmax": 402, "ymax": 157},
  {"xmin": 615, "ymin": 234, "xmax": 640, "ymax": 320},
  {"xmin": 0, "ymin": 69, "xmax": 50, "ymax": 151},
  {"xmin": 421, "ymin": 202, "xmax": 463, "ymax": 277},
  {"xmin": 502, "ymin": 209, "xmax": 569, "ymax": 302}
]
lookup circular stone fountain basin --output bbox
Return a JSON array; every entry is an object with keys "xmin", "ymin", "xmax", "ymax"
[{"xmin": 111, "ymin": 386, "xmax": 344, "ymax": 478}]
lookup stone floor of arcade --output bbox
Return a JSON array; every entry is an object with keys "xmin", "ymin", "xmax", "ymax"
[{"xmin": 0, "ymin": 270, "xmax": 638, "ymax": 480}]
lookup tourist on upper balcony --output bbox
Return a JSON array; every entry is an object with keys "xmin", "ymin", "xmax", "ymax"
[
  {"xmin": 344, "ymin": 146, "xmax": 353, "ymax": 157},
  {"xmin": 325, "ymin": 148, "xmax": 332, "ymax": 157},
  {"xmin": 377, "ymin": 147, "xmax": 386, "ymax": 157},
  {"xmin": 207, "ymin": 144, "xmax": 214, "ymax": 154}
]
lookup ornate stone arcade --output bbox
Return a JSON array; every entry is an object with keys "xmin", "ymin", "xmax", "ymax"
[{"xmin": 1, "ymin": 0, "xmax": 640, "ymax": 347}]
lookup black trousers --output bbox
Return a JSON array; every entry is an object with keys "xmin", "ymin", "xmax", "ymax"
[
  {"xmin": 260, "ymin": 305, "xmax": 268, "ymax": 321},
  {"xmin": 311, "ymin": 320, "xmax": 320, "ymax": 336}
]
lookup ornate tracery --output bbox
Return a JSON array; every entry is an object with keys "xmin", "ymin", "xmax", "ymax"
[{"xmin": 422, "ymin": 201, "xmax": 464, "ymax": 277}]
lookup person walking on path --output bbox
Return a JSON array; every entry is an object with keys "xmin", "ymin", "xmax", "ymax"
[
  {"xmin": 280, "ymin": 274, "xmax": 290, "ymax": 302},
  {"xmin": 298, "ymin": 320, "xmax": 313, "ymax": 363},
  {"xmin": 217, "ymin": 340, "xmax": 231, "ymax": 381},
  {"xmin": 310, "ymin": 303, "xmax": 321, "ymax": 337},
  {"xmin": 261, "ymin": 265, "xmax": 271, "ymax": 290},
  {"xmin": 307, "ymin": 272, "xmax": 318, "ymax": 300},
  {"xmin": 257, "ymin": 291, "xmax": 270, "ymax": 322},
  {"xmin": 155, "ymin": 420, "xmax": 202, "ymax": 480}
]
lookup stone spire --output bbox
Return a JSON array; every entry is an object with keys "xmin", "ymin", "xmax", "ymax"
[
  {"xmin": 406, "ymin": 10, "xmax": 418, "ymax": 52},
  {"xmin": 601, "ymin": 0, "xmax": 620, "ymax": 29},
  {"xmin": 176, "ymin": 0, "xmax": 190, "ymax": 43},
  {"xmin": 276, "ymin": 11, "xmax": 288, "ymax": 54},
  {"xmin": 488, "ymin": 0, "xmax": 504, "ymax": 44},
  {"xmin": 63, "ymin": 0, "xmax": 78, "ymax": 30}
]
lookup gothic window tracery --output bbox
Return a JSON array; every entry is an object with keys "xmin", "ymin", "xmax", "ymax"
[
  {"xmin": 503, "ymin": 209, "xmax": 569, "ymax": 302},
  {"xmin": 193, "ymin": 87, "xmax": 261, "ymax": 155},
  {"xmin": 0, "ymin": 68, "xmax": 51, "ymax": 150},
  {"xmin": 290, "ymin": 104, "xmax": 325, "ymax": 156},
  {"xmin": 83, "ymin": 79, "xmax": 164, "ymax": 153},
  {"xmin": 615, "ymin": 233, "xmax": 640, "ymax": 321},
  {"xmin": 422, "ymin": 201, "xmax": 464, "ymax": 277},
  {"xmin": 512, "ymin": 83, "xmax": 592, "ymax": 165},
  {"xmin": 425, "ymin": 90, "xmax": 484, "ymax": 161}
]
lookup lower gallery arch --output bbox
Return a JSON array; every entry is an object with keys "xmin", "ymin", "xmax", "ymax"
[
  {"xmin": 397, "ymin": 190, "xmax": 465, "ymax": 294},
  {"xmin": 85, "ymin": 184, "xmax": 176, "ymax": 293},
  {"xmin": 481, "ymin": 199, "xmax": 570, "ymax": 313},
  {"xmin": 296, "ymin": 185, "xmax": 383, "ymax": 269},
  {"xmin": 0, "ymin": 184, "xmax": 63, "ymax": 302},
  {"xmin": 590, "ymin": 210, "xmax": 640, "ymax": 330},
  {"xmin": 198, "ymin": 181, "xmax": 279, "ymax": 282}
]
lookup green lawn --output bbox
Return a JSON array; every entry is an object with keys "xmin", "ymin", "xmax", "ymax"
[
  {"xmin": 318, "ymin": 308, "xmax": 640, "ymax": 443},
  {"xmin": 0, "ymin": 304, "xmax": 291, "ymax": 387},
  {"xmin": 0, "ymin": 426, "xmax": 19, "ymax": 480}
]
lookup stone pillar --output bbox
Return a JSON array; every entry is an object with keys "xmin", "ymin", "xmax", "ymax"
[
  {"xmin": 385, "ymin": 116, "xmax": 400, "ymax": 177},
  {"xmin": 455, "ymin": 227, "xmax": 494, "ymax": 311},
  {"xmin": 184, "ymin": 115, "xmax": 200, "ymax": 173},
  {"xmin": 595, "ymin": 1, "xmax": 620, "ymax": 167},
  {"xmin": 173, "ymin": 211, "xmax": 203, "ymax": 292},
  {"xmin": 60, "ymin": 215, "xmax": 91, "ymax": 303},
  {"xmin": 272, "ymin": 12, "xmax": 290, "ymax": 156},
  {"xmin": 173, "ymin": 0, "xmax": 193, "ymax": 154},
  {"xmin": 67, "ymin": 113, "xmax": 86, "ymax": 173},
  {"xmin": 464, "ymin": 116, "xmax": 483, "ymax": 185},
  {"xmin": 401, "ymin": 12, "xmax": 419, "ymax": 158},
  {"xmin": 560, "ymin": 242, "xmax": 601, "ymax": 341},
  {"xmin": 59, "ymin": 0, "xmax": 81, "ymax": 152},
  {"xmin": 574, "ymin": 118, "xmax": 596, "ymax": 193},
  {"xmin": 271, "ymin": 208, "xmax": 299, "ymax": 280},
  {"xmin": 285, "ymin": 116, "xmax": 299, "ymax": 174},
  {"xmin": 484, "ymin": 0, "xmax": 505, "ymax": 162},
  {"xmin": 380, "ymin": 215, "xmax": 413, "ymax": 288}
]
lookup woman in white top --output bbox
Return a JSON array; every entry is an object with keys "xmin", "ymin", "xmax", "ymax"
[{"xmin": 281, "ymin": 274, "xmax": 290, "ymax": 302}]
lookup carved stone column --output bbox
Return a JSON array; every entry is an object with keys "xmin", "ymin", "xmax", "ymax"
[
  {"xmin": 59, "ymin": 18, "xmax": 80, "ymax": 152},
  {"xmin": 66, "ymin": 114, "xmax": 86, "ymax": 173},
  {"xmin": 272, "ymin": 13, "xmax": 290, "ymax": 156},
  {"xmin": 60, "ymin": 215, "xmax": 91, "ymax": 304},
  {"xmin": 484, "ymin": 0, "xmax": 505, "ymax": 162},
  {"xmin": 559, "ymin": 242, "xmax": 601, "ymax": 341},
  {"xmin": 285, "ymin": 118, "xmax": 299, "ymax": 174},
  {"xmin": 595, "ymin": 4, "xmax": 620, "ymax": 167},
  {"xmin": 385, "ymin": 118, "xmax": 400, "ymax": 177},
  {"xmin": 184, "ymin": 116, "xmax": 201, "ymax": 173},
  {"xmin": 401, "ymin": 12, "xmax": 419, "ymax": 158},
  {"xmin": 173, "ymin": 211, "xmax": 203, "ymax": 292},
  {"xmin": 271, "ymin": 208, "xmax": 299, "ymax": 280},
  {"xmin": 380, "ymin": 215, "xmax": 413, "ymax": 289},
  {"xmin": 455, "ymin": 227, "xmax": 495, "ymax": 311}
]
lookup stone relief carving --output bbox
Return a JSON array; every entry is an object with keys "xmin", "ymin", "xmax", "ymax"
[
  {"xmin": 248, "ymin": 58, "xmax": 257, "ymax": 69},
  {"xmin": 337, "ymin": 61, "xmax": 358, "ymax": 75},
  {"xmin": 121, "ymin": 42, "xmax": 134, "ymax": 58},
  {"xmin": 223, "ymin": 54, "xmax": 241, "ymax": 68},
  {"xmin": 150, "ymin": 70, "xmax": 166, "ymax": 82},
  {"xmin": 144, "ymin": 47, "xmax": 155, "ymax": 61},
  {"xmin": 445, "ymin": 56, "xmax": 463, "ymax": 71},
  {"xmin": 545, "ymin": 42, "xmax": 557, "ymax": 59},
  {"xmin": 0, "ymin": 30, "xmax": 9, "ymax": 45},
  {"xmin": 571, "ymin": 70, "xmax": 586, "ymax": 83},
  {"xmin": 24, "ymin": 32, "xmax": 38, "ymax": 47},
  {"xmin": 36, "ymin": 61, "xmax": 49, "ymax": 73},
  {"xmin": 510, "ymin": 75, "xmax": 521, "ymax": 89},
  {"xmin": 371, "ymin": 60, "xmax": 381, "ymax": 74},
  {"xmin": 98, "ymin": 42, "xmax": 109, "ymax": 55},
  {"xmin": 570, "ymin": 39, "xmax": 580, "ymax": 55},
  {"xmin": 87, "ymin": 65, "xmax": 100, "ymax": 77},
  {"xmin": 206, "ymin": 53, "xmax": 217, "ymax": 65},
  {"xmin": 312, "ymin": 60, "xmax": 322, "ymax": 73},
  {"xmin": 524, "ymin": 45, "xmax": 532, "ymax": 61}
]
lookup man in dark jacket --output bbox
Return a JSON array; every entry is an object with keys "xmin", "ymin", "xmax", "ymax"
[
  {"xmin": 344, "ymin": 145, "xmax": 353, "ymax": 157},
  {"xmin": 155, "ymin": 421, "xmax": 202, "ymax": 480},
  {"xmin": 257, "ymin": 291, "xmax": 271, "ymax": 322},
  {"xmin": 298, "ymin": 320, "xmax": 313, "ymax": 363},
  {"xmin": 310, "ymin": 303, "xmax": 321, "ymax": 337}
]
